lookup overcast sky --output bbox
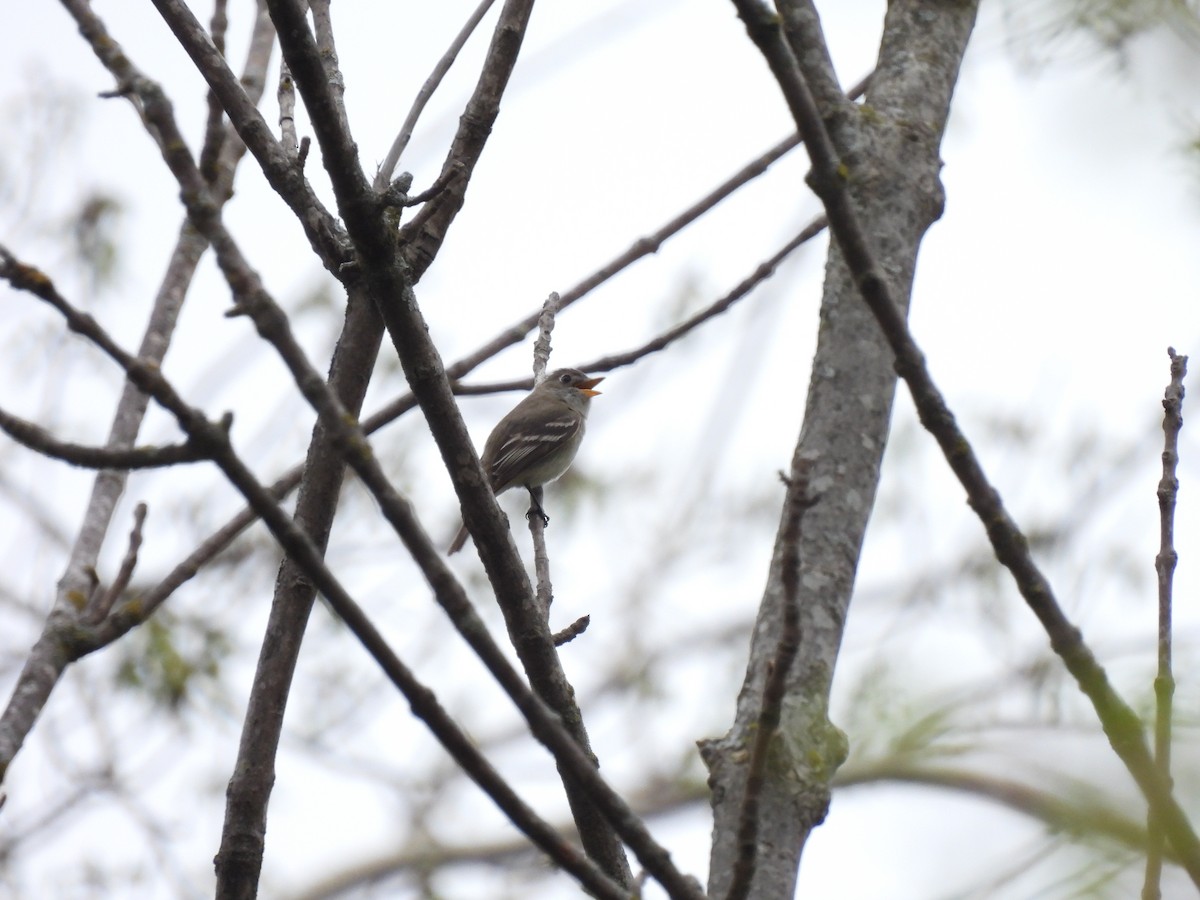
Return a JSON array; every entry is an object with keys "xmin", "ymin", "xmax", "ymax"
[{"xmin": 2, "ymin": 3, "xmax": 1199, "ymax": 898}]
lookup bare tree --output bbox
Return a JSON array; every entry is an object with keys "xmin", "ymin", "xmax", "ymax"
[{"xmin": 0, "ymin": 2, "xmax": 1196, "ymax": 899}]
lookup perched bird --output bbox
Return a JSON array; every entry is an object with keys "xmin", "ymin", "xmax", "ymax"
[{"xmin": 447, "ymin": 368, "xmax": 603, "ymax": 554}]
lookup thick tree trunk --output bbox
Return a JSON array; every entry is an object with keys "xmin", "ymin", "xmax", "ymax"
[{"xmin": 703, "ymin": 3, "xmax": 980, "ymax": 896}]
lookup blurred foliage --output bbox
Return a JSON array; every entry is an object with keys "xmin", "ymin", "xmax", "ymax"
[
  {"xmin": 64, "ymin": 191, "xmax": 124, "ymax": 293},
  {"xmin": 1062, "ymin": 0, "xmax": 1200, "ymax": 54},
  {"xmin": 1005, "ymin": 0, "xmax": 1200, "ymax": 58},
  {"xmin": 114, "ymin": 611, "xmax": 230, "ymax": 711},
  {"xmin": 0, "ymin": 72, "xmax": 126, "ymax": 295},
  {"xmin": 1003, "ymin": 0, "xmax": 1200, "ymax": 185}
]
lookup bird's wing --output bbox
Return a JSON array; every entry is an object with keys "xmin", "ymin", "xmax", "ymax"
[{"xmin": 484, "ymin": 406, "xmax": 584, "ymax": 492}]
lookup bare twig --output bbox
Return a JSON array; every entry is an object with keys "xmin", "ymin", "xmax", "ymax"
[
  {"xmin": 277, "ymin": 60, "xmax": 298, "ymax": 157},
  {"xmin": 528, "ymin": 483, "xmax": 553, "ymax": 616},
  {"xmin": 451, "ymin": 213, "xmax": 828, "ymax": 400},
  {"xmin": 1143, "ymin": 347, "xmax": 1187, "ymax": 899},
  {"xmin": 375, "ymin": 0, "xmax": 499, "ymax": 186},
  {"xmin": 126, "ymin": 194, "xmax": 819, "ymax": 627},
  {"xmin": 528, "ymin": 294, "xmax": 559, "ymax": 616},
  {"xmin": 197, "ymin": 0, "xmax": 230, "ymax": 184},
  {"xmin": 0, "ymin": 402, "xmax": 206, "ymax": 469},
  {"xmin": 86, "ymin": 503, "xmax": 148, "ymax": 624},
  {"xmin": 149, "ymin": 0, "xmax": 352, "ymax": 273},
  {"xmin": 445, "ymin": 145, "xmax": 806, "ymax": 386},
  {"xmin": 578, "ymin": 216, "xmax": 826, "ymax": 375},
  {"xmin": 266, "ymin": 0, "xmax": 641, "ymax": 884},
  {"xmin": 532, "ymin": 291, "xmax": 559, "ymax": 382},
  {"xmin": 97, "ymin": 475, "xmax": 292, "ymax": 641},
  {"xmin": 725, "ymin": 464, "xmax": 813, "ymax": 900},
  {"xmin": 553, "ymin": 615, "xmax": 590, "ymax": 647},
  {"xmin": 397, "ymin": 165, "xmax": 456, "ymax": 208},
  {"xmin": 3, "ymin": 250, "xmax": 630, "ymax": 900},
  {"xmin": 0, "ymin": 0, "xmax": 277, "ymax": 794},
  {"xmin": 731, "ymin": 0, "xmax": 1200, "ymax": 881},
  {"xmin": 309, "ymin": 0, "xmax": 351, "ymax": 137}
]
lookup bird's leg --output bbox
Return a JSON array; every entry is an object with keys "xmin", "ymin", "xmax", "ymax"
[{"xmin": 526, "ymin": 486, "xmax": 549, "ymax": 527}]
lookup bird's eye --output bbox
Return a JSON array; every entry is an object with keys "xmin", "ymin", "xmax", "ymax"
[{"xmin": 559, "ymin": 373, "xmax": 571, "ymax": 384}]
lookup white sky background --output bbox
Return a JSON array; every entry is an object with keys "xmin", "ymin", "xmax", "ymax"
[{"xmin": 2, "ymin": 1, "xmax": 1199, "ymax": 898}]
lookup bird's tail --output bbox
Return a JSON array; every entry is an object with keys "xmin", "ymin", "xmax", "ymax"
[{"xmin": 447, "ymin": 522, "xmax": 469, "ymax": 555}]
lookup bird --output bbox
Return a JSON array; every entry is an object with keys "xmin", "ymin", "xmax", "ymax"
[{"xmin": 447, "ymin": 368, "xmax": 603, "ymax": 554}]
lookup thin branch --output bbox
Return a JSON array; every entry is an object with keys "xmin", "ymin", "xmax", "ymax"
[
  {"xmin": 0, "ymin": 404, "xmax": 206, "ymax": 469},
  {"xmin": 79, "ymin": 129, "xmax": 834, "ymax": 684},
  {"xmin": 532, "ymin": 291, "xmax": 558, "ymax": 382},
  {"xmin": 438, "ymin": 107, "xmax": 842, "ymax": 389},
  {"xmin": 452, "ymin": 213, "xmax": 828, "ymax": 399},
  {"xmin": 2, "ymin": 251, "xmax": 630, "ymax": 900},
  {"xmin": 528, "ymin": 294, "xmax": 558, "ymax": 616},
  {"xmin": 528, "ymin": 484, "xmax": 553, "ymax": 616},
  {"xmin": 140, "ymin": 0, "xmax": 675, "ymax": 888},
  {"xmin": 266, "ymin": 0, "xmax": 642, "ymax": 885},
  {"xmin": 197, "ymin": 0, "xmax": 230, "ymax": 184},
  {"xmin": 578, "ymin": 215, "xmax": 827, "ymax": 375},
  {"xmin": 308, "ymin": 1, "xmax": 351, "ymax": 138},
  {"xmin": 552, "ymin": 615, "xmax": 590, "ymax": 647},
  {"xmin": 1143, "ymin": 348, "xmax": 1187, "ymax": 899},
  {"xmin": 262, "ymin": 0, "xmax": 368, "ymax": 253},
  {"xmin": 375, "ymin": 0, "xmax": 499, "ymax": 187},
  {"xmin": 277, "ymin": 59, "xmax": 298, "ymax": 157},
  {"xmin": 838, "ymin": 762, "xmax": 1173, "ymax": 861},
  {"xmin": 86, "ymin": 503, "xmax": 148, "ymax": 624},
  {"xmin": 731, "ymin": 0, "xmax": 1200, "ymax": 881},
  {"xmin": 122, "ymin": 191, "xmax": 814, "ymax": 627},
  {"xmin": 148, "ymin": 0, "xmax": 352, "ymax": 273},
  {"xmin": 97, "ymin": 479, "xmax": 289, "ymax": 643},
  {"xmin": 397, "ymin": 165, "xmax": 456, "ymax": 208},
  {"xmin": 725, "ymin": 464, "xmax": 813, "ymax": 900},
  {"xmin": 776, "ymin": 1, "xmax": 850, "ymax": 122},
  {"xmin": 0, "ymin": 0, "xmax": 277, "ymax": 791},
  {"xmin": 218, "ymin": 238, "xmax": 702, "ymax": 900}
]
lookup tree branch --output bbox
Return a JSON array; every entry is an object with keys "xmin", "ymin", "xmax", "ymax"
[
  {"xmin": 1, "ymin": 250, "xmax": 633, "ymax": 900},
  {"xmin": 737, "ymin": 0, "xmax": 1200, "ymax": 885},
  {"xmin": 1143, "ymin": 348, "xmax": 1187, "ymax": 897},
  {"xmin": 376, "ymin": 0, "xmax": 500, "ymax": 185},
  {"xmin": 0, "ymin": 405, "xmax": 206, "ymax": 469},
  {"xmin": 212, "ymin": 200, "xmax": 702, "ymax": 900},
  {"xmin": 0, "ymin": 0, "xmax": 275, "ymax": 789},
  {"xmin": 266, "ymin": 0, "xmax": 640, "ymax": 885},
  {"xmin": 528, "ymin": 295, "xmax": 559, "ymax": 619},
  {"xmin": 725, "ymin": 465, "xmax": 814, "ymax": 900},
  {"xmin": 705, "ymin": 3, "xmax": 977, "ymax": 895},
  {"xmin": 149, "ymin": 0, "xmax": 352, "ymax": 274},
  {"xmin": 577, "ymin": 215, "xmax": 827, "ymax": 376},
  {"xmin": 88, "ymin": 124, "xmax": 830, "ymax": 645},
  {"xmin": 84, "ymin": 503, "xmax": 148, "ymax": 624}
]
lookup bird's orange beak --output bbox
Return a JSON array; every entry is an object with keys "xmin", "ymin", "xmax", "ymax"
[{"xmin": 578, "ymin": 376, "xmax": 603, "ymax": 397}]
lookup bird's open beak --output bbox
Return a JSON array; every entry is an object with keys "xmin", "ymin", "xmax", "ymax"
[{"xmin": 578, "ymin": 376, "xmax": 603, "ymax": 397}]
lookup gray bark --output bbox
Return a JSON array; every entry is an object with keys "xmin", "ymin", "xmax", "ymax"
[{"xmin": 703, "ymin": 3, "xmax": 980, "ymax": 896}]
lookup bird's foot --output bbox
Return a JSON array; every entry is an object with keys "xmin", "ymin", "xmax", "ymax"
[{"xmin": 526, "ymin": 486, "xmax": 549, "ymax": 528}]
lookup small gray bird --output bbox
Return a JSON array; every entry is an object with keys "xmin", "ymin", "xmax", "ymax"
[{"xmin": 447, "ymin": 368, "xmax": 603, "ymax": 554}]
